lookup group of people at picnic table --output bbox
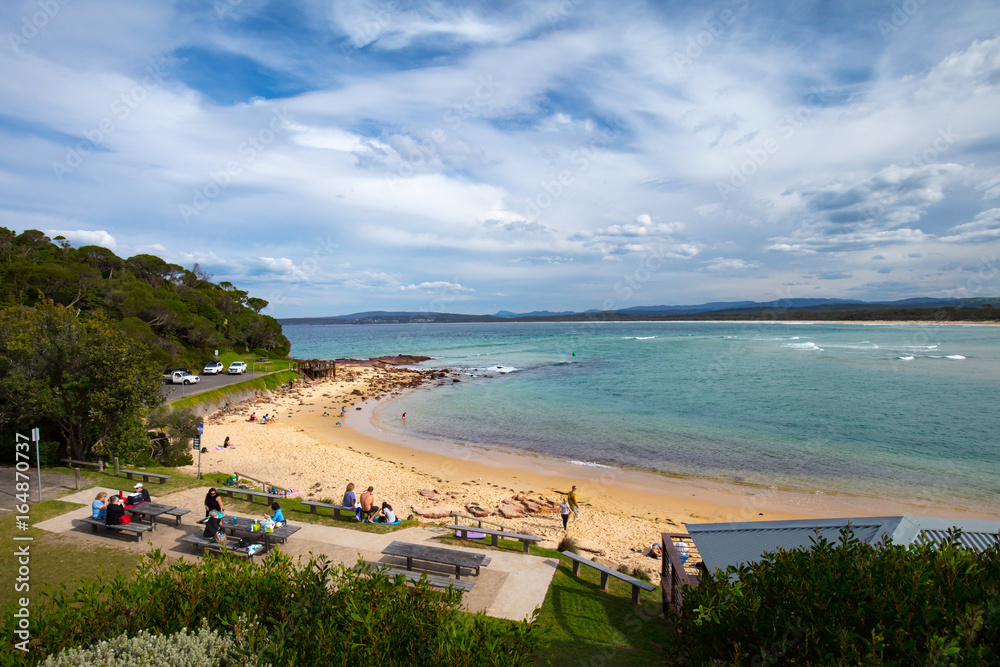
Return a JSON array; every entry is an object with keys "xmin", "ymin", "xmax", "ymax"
[
  {"xmin": 202, "ymin": 487, "xmax": 286, "ymax": 545},
  {"xmin": 342, "ymin": 483, "xmax": 397, "ymax": 524},
  {"xmin": 91, "ymin": 483, "xmax": 152, "ymax": 525}
]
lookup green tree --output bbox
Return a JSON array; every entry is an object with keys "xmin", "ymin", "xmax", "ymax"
[{"xmin": 0, "ymin": 302, "xmax": 163, "ymax": 460}]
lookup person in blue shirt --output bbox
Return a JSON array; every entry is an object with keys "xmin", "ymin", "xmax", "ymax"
[
  {"xmin": 92, "ymin": 492, "xmax": 108, "ymax": 519},
  {"xmin": 270, "ymin": 502, "xmax": 285, "ymax": 525}
]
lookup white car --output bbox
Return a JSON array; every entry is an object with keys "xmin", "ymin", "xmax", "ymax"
[
  {"xmin": 203, "ymin": 360, "xmax": 224, "ymax": 375},
  {"xmin": 169, "ymin": 371, "xmax": 200, "ymax": 385},
  {"xmin": 228, "ymin": 361, "xmax": 248, "ymax": 375}
]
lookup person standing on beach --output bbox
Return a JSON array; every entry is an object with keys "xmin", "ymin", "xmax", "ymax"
[
  {"xmin": 559, "ymin": 499, "xmax": 571, "ymax": 530},
  {"xmin": 567, "ymin": 485, "xmax": 579, "ymax": 519}
]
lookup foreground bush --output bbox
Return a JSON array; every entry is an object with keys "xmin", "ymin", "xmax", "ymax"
[
  {"xmin": 3, "ymin": 549, "xmax": 542, "ymax": 666},
  {"xmin": 673, "ymin": 528, "xmax": 1000, "ymax": 665},
  {"xmin": 42, "ymin": 622, "xmax": 240, "ymax": 667}
]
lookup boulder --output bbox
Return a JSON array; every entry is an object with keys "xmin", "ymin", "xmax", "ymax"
[
  {"xmin": 465, "ymin": 503, "xmax": 491, "ymax": 518},
  {"xmin": 410, "ymin": 504, "xmax": 464, "ymax": 519},
  {"xmin": 497, "ymin": 503, "xmax": 525, "ymax": 519},
  {"xmin": 520, "ymin": 499, "xmax": 541, "ymax": 513},
  {"xmin": 573, "ymin": 538, "xmax": 606, "ymax": 557},
  {"xmin": 418, "ymin": 489, "xmax": 440, "ymax": 500}
]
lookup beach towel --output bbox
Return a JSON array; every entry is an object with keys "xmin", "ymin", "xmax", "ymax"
[{"xmin": 456, "ymin": 530, "xmax": 486, "ymax": 539}]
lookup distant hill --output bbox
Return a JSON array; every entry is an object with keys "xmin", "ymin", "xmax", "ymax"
[{"xmin": 494, "ymin": 310, "xmax": 577, "ymax": 318}]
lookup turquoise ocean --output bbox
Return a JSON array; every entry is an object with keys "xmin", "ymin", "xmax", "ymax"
[{"xmin": 285, "ymin": 322, "xmax": 1000, "ymax": 511}]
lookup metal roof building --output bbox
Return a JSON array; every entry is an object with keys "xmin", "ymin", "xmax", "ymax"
[{"xmin": 684, "ymin": 516, "xmax": 1000, "ymax": 573}]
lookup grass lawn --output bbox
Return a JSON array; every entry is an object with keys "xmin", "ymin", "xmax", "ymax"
[
  {"xmin": 432, "ymin": 532, "xmax": 672, "ymax": 665},
  {"xmin": 0, "ymin": 500, "xmax": 145, "ymax": 612}
]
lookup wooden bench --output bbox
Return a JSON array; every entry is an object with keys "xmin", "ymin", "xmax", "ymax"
[
  {"xmin": 220, "ymin": 488, "xmax": 282, "ymax": 504},
  {"xmin": 179, "ymin": 534, "xmax": 259, "ymax": 561},
  {"xmin": 301, "ymin": 500, "xmax": 356, "ymax": 519},
  {"xmin": 382, "ymin": 541, "xmax": 488, "ymax": 580},
  {"xmin": 561, "ymin": 550, "xmax": 656, "ymax": 605},
  {"xmin": 448, "ymin": 524, "xmax": 543, "ymax": 553},
  {"xmin": 79, "ymin": 516, "xmax": 152, "ymax": 541},
  {"xmin": 361, "ymin": 562, "xmax": 475, "ymax": 593},
  {"xmin": 162, "ymin": 507, "xmax": 191, "ymax": 525},
  {"xmin": 120, "ymin": 469, "xmax": 171, "ymax": 484}
]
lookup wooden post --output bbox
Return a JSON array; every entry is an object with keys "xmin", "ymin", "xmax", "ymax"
[
  {"xmin": 74, "ymin": 467, "xmax": 81, "ymax": 490},
  {"xmin": 114, "ymin": 457, "xmax": 120, "ymax": 477}
]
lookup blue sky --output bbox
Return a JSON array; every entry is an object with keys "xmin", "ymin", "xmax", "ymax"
[{"xmin": 2, "ymin": 0, "xmax": 1000, "ymax": 317}]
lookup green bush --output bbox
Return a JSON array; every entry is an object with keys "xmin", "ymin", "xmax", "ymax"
[
  {"xmin": 42, "ymin": 621, "xmax": 241, "ymax": 666},
  {"xmin": 2, "ymin": 549, "xmax": 542, "ymax": 666},
  {"xmin": 557, "ymin": 536, "xmax": 579, "ymax": 554},
  {"xmin": 673, "ymin": 527, "xmax": 1000, "ymax": 665}
]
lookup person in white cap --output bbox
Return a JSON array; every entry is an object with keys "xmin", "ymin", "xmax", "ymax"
[{"xmin": 130, "ymin": 482, "xmax": 152, "ymax": 504}]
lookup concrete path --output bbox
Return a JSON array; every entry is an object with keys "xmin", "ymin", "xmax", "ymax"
[
  {"xmin": 34, "ymin": 486, "xmax": 556, "ymax": 621},
  {"xmin": 0, "ymin": 466, "xmax": 93, "ymax": 513}
]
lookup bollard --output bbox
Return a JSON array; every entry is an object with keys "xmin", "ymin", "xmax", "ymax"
[
  {"xmin": 114, "ymin": 457, "xmax": 120, "ymax": 477},
  {"xmin": 75, "ymin": 467, "xmax": 81, "ymax": 490}
]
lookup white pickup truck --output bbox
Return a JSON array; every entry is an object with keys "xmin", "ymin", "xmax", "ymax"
[{"xmin": 167, "ymin": 371, "xmax": 200, "ymax": 385}]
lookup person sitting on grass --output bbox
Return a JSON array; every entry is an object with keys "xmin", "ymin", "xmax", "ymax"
[
  {"xmin": 375, "ymin": 502, "xmax": 396, "ymax": 524},
  {"xmin": 92, "ymin": 492, "xmax": 109, "ymax": 519},
  {"xmin": 270, "ymin": 502, "xmax": 285, "ymax": 526}
]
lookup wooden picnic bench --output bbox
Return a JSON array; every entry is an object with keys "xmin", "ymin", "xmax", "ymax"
[
  {"xmin": 179, "ymin": 534, "xmax": 260, "ymax": 562},
  {"xmin": 301, "ymin": 500, "xmax": 356, "ymax": 519},
  {"xmin": 162, "ymin": 507, "xmax": 191, "ymax": 525},
  {"xmin": 124, "ymin": 502, "xmax": 176, "ymax": 530},
  {"xmin": 561, "ymin": 550, "xmax": 656, "ymax": 605},
  {"xmin": 119, "ymin": 469, "xmax": 171, "ymax": 484},
  {"xmin": 448, "ymin": 524, "xmax": 543, "ymax": 553},
  {"xmin": 220, "ymin": 487, "xmax": 282, "ymax": 504},
  {"xmin": 79, "ymin": 516, "xmax": 151, "ymax": 542},
  {"xmin": 381, "ymin": 541, "xmax": 488, "ymax": 580},
  {"xmin": 361, "ymin": 562, "xmax": 475, "ymax": 593}
]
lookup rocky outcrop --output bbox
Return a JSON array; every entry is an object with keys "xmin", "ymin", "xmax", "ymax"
[{"xmin": 410, "ymin": 504, "xmax": 463, "ymax": 519}]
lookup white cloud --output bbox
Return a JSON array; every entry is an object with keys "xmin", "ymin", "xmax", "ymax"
[
  {"xmin": 46, "ymin": 229, "xmax": 117, "ymax": 249},
  {"xmin": 704, "ymin": 257, "xmax": 759, "ymax": 271},
  {"xmin": 399, "ymin": 281, "xmax": 475, "ymax": 294}
]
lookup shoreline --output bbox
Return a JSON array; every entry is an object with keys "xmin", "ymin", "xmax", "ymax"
[{"xmin": 183, "ymin": 366, "xmax": 1000, "ymax": 573}]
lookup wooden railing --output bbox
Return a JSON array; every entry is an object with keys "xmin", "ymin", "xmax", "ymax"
[{"xmin": 661, "ymin": 532, "xmax": 702, "ymax": 615}]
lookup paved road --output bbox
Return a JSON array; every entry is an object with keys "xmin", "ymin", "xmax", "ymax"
[{"xmin": 161, "ymin": 366, "xmax": 293, "ymax": 402}]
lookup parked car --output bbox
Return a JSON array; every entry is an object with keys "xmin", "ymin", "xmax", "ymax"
[
  {"xmin": 228, "ymin": 361, "xmax": 248, "ymax": 375},
  {"xmin": 203, "ymin": 360, "xmax": 224, "ymax": 374},
  {"xmin": 163, "ymin": 367, "xmax": 188, "ymax": 382},
  {"xmin": 168, "ymin": 371, "xmax": 200, "ymax": 385}
]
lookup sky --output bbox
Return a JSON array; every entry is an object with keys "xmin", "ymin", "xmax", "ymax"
[{"xmin": 2, "ymin": 1, "xmax": 1000, "ymax": 317}]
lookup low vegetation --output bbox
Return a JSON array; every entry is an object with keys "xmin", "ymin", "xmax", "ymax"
[
  {"xmin": 671, "ymin": 527, "xmax": 1000, "ymax": 665},
  {"xmin": 2, "ymin": 550, "xmax": 542, "ymax": 667}
]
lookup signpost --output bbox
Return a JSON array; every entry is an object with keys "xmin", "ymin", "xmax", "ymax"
[
  {"xmin": 32, "ymin": 427, "xmax": 41, "ymax": 502},
  {"xmin": 195, "ymin": 422, "xmax": 204, "ymax": 479}
]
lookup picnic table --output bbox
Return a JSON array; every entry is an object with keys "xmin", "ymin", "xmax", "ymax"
[
  {"xmin": 79, "ymin": 516, "xmax": 151, "ymax": 541},
  {"xmin": 125, "ymin": 502, "xmax": 176, "ymax": 531},
  {"xmin": 219, "ymin": 515, "xmax": 300, "ymax": 551},
  {"xmin": 381, "ymin": 540, "xmax": 487, "ymax": 580}
]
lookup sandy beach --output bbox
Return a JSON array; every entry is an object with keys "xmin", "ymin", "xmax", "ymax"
[{"xmin": 180, "ymin": 365, "xmax": 1000, "ymax": 575}]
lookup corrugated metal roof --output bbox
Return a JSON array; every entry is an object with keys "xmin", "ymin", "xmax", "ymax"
[{"xmin": 685, "ymin": 516, "xmax": 1000, "ymax": 573}]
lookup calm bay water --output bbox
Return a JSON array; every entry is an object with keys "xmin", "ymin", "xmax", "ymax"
[{"xmin": 285, "ymin": 321, "xmax": 1000, "ymax": 509}]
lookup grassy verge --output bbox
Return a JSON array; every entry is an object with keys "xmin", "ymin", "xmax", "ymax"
[
  {"xmin": 432, "ymin": 530, "xmax": 671, "ymax": 665},
  {"xmin": 0, "ymin": 500, "xmax": 145, "ymax": 611},
  {"xmin": 170, "ymin": 370, "xmax": 298, "ymax": 409}
]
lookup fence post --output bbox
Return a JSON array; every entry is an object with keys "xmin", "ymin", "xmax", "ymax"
[
  {"xmin": 114, "ymin": 457, "xmax": 120, "ymax": 477},
  {"xmin": 74, "ymin": 467, "xmax": 81, "ymax": 490}
]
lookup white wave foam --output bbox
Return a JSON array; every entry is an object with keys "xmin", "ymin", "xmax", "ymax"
[
  {"xmin": 569, "ymin": 460, "xmax": 614, "ymax": 469},
  {"xmin": 622, "ymin": 336, "xmax": 656, "ymax": 340},
  {"xmin": 945, "ymin": 355, "xmax": 966, "ymax": 360},
  {"xmin": 786, "ymin": 342, "xmax": 823, "ymax": 351},
  {"xmin": 486, "ymin": 365, "xmax": 517, "ymax": 373},
  {"xmin": 897, "ymin": 355, "xmax": 915, "ymax": 361}
]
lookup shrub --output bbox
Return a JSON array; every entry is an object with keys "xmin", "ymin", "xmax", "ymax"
[
  {"xmin": 631, "ymin": 567, "xmax": 651, "ymax": 583},
  {"xmin": 42, "ymin": 621, "xmax": 240, "ymax": 667},
  {"xmin": 672, "ymin": 527, "xmax": 1000, "ymax": 665},
  {"xmin": 3, "ymin": 549, "xmax": 543, "ymax": 666},
  {"xmin": 558, "ymin": 536, "xmax": 580, "ymax": 554}
]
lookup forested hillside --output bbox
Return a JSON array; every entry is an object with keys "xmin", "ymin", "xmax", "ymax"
[{"xmin": 0, "ymin": 228, "xmax": 289, "ymax": 366}]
